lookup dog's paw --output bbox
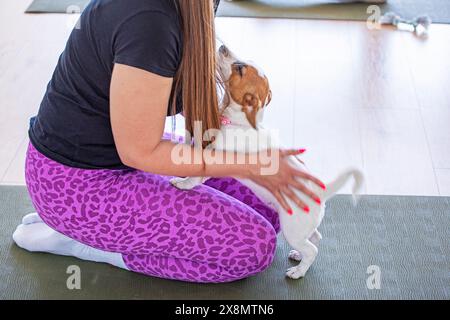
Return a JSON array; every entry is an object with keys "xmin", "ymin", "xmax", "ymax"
[
  {"xmin": 286, "ymin": 266, "xmax": 307, "ymax": 280},
  {"xmin": 288, "ymin": 250, "xmax": 302, "ymax": 262},
  {"xmin": 170, "ymin": 177, "xmax": 196, "ymax": 190}
]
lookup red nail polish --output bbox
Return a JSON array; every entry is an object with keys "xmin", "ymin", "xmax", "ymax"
[
  {"xmin": 303, "ymin": 206, "xmax": 310, "ymax": 214},
  {"xmin": 314, "ymin": 197, "xmax": 321, "ymax": 205},
  {"xmin": 298, "ymin": 149, "xmax": 306, "ymax": 154},
  {"xmin": 287, "ymin": 209, "xmax": 293, "ymax": 215},
  {"xmin": 320, "ymin": 183, "xmax": 326, "ymax": 190}
]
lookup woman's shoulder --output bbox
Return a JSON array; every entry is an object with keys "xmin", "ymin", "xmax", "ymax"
[
  {"xmin": 88, "ymin": 0, "xmax": 180, "ymax": 24},
  {"xmin": 86, "ymin": 0, "xmax": 182, "ymax": 77}
]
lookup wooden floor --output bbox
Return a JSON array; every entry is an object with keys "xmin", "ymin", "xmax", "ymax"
[{"xmin": 1, "ymin": 0, "xmax": 450, "ymax": 196}]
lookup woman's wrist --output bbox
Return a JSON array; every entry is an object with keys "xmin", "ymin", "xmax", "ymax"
[
  {"xmin": 232, "ymin": 152, "xmax": 265, "ymax": 180},
  {"xmin": 241, "ymin": 161, "xmax": 262, "ymax": 180},
  {"xmin": 202, "ymin": 149, "xmax": 263, "ymax": 179}
]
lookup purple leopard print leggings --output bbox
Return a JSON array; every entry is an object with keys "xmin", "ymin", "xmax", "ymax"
[{"xmin": 25, "ymin": 142, "xmax": 280, "ymax": 283}]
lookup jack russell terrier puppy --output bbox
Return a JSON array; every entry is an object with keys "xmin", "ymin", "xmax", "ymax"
[{"xmin": 171, "ymin": 45, "xmax": 364, "ymax": 279}]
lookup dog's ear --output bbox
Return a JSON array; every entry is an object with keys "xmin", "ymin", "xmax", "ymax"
[
  {"xmin": 266, "ymin": 90, "xmax": 272, "ymax": 106},
  {"xmin": 242, "ymin": 93, "xmax": 261, "ymax": 129}
]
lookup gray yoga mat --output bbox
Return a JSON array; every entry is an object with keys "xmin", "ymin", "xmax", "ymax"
[
  {"xmin": 217, "ymin": 0, "xmax": 450, "ymax": 24},
  {"xmin": 26, "ymin": 0, "xmax": 90, "ymax": 13},
  {"xmin": 25, "ymin": 0, "xmax": 450, "ymax": 24},
  {"xmin": 1, "ymin": 185, "xmax": 449, "ymax": 300}
]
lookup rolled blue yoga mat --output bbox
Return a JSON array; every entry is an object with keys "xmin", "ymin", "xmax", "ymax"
[
  {"xmin": 216, "ymin": 0, "xmax": 450, "ymax": 24},
  {"xmin": 26, "ymin": 0, "xmax": 90, "ymax": 13},
  {"xmin": 25, "ymin": 0, "xmax": 450, "ymax": 24},
  {"xmin": 25, "ymin": 0, "xmax": 221, "ymax": 14}
]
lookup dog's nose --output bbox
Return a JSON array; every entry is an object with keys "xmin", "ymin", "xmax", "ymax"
[{"xmin": 219, "ymin": 45, "xmax": 229, "ymax": 56}]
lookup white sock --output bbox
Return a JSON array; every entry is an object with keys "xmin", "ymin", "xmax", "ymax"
[
  {"xmin": 22, "ymin": 212, "xmax": 44, "ymax": 225},
  {"xmin": 13, "ymin": 213, "xmax": 129, "ymax": 270}
]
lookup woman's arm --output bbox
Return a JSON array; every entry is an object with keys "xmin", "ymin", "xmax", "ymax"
[
  {"xmin": 110, "ymin": 63, "xmax": 324, "ymax": 213},
  {"xmin": 111, "ymin": 63, "xmax": 260, "ymax": 178}
]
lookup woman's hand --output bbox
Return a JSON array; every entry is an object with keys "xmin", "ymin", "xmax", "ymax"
[{"xmin": 247, "ymin": 149, "xmax": 326, "ymax": 214}]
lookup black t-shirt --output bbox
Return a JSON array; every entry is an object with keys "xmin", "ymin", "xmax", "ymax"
[{"xmin": 29, "ymin": 0, "xmax": 183, "ymax": 169}]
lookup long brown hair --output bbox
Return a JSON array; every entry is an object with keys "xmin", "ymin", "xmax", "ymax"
[{"xmin": 172, "ymin": 0, "xmax": 221, "ymax": 147}]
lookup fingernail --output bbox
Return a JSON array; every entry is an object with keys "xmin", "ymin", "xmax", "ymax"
[
  {"xmin": 287, "ymin": 209, "xmax": 293, "ymax": 215},
  {"xmin": 298, "ymin": 149, "xmax": 306, "ymax": 154},
  {"xmin": 314, "ymin": 197, "xmax": 321, "ymax": 205},
  {"xmin": 320, "ymin": 183, "xmax": 326, "ymax": 190},
  {"xmin": 303, "ymin": 206, "xmax": 310, "ymax": 214}
]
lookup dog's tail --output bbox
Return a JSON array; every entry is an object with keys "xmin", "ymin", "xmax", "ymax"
[{"xmin": 323, "ymin": 168, "xmax": 364, "ymax": 205}]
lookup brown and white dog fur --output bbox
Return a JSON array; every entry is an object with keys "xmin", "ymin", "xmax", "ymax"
[{"xmin": 171, "ymin": 45, "xmax": 364, "ymax": 279}]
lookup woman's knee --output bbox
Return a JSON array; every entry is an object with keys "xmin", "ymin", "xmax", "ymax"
[
  {"xmin": 247, "ymin": 222, "xmax": 277, "ymax": 274},
  {"xmin": 222, "ymin": 214, "xmax": 278, "ymax": 280},
  {"xmin": 200, "ymin": 225, "xmax": 277, "ymax": 283}
]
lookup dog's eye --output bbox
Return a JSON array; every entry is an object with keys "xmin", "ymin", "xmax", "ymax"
[{"xmin": 233, "ymin": 62, "xmax": 247, "ymax": 77}]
